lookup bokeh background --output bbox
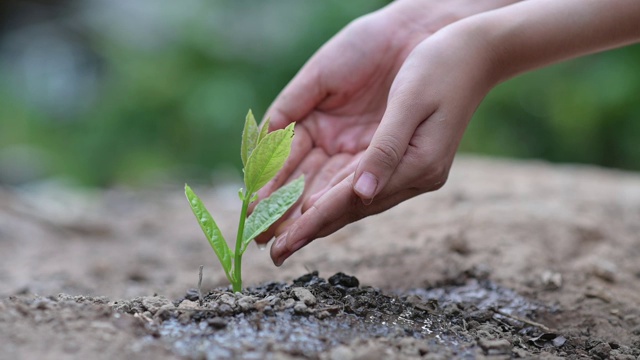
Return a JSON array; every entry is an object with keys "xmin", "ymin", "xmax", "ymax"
[{"xmin": 1, "ymin": 0, "xmax": 639, "ymax": 187}]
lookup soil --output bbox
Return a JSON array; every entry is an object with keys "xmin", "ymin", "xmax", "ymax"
[{"xmin": 1, "ymin": 156, "xmax": 640, "ymax": 359}]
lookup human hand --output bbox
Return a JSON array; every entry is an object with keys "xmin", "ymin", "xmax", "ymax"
[
  {"xmin": 251, "ymin": 1, "xmax": 443, "ymax": 243},
  {"xmin": 268, "ymin": 19, "xmax": 500, "ymax": 265},
  {"xmin": 267, "ymin": 0, "xmax": 640, "ymax": 266},
  {"xmin": 251, "ymin": 0, "xmax": 525, "ymax": 263}
]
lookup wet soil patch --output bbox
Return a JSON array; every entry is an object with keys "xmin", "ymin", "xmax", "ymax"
[{"xmin": 103, "ymin": 272, "xmax": 638, "ymax": 359}]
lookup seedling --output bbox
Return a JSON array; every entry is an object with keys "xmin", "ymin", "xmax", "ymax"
[{"xmin": 185, "ymin": 110, "xmax": 304, "ymax": 292}]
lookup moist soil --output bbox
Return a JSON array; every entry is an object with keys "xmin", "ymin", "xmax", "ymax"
[{"xmin": 1, "ymin": 156, "xmax": 640, "ymax": 359}]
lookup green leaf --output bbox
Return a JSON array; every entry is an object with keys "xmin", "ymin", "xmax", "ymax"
[
  {"xmin": 241, "ymin": 110, "xmax": 259, "ymax": 168},
  {"xmin": 244, "ymin": 122, "xmax": 295, "ymax": 194},
  {"xmin": 258, "ymin": 117, "xmax": 270, "ymax": 144},
  {"xmin": 242, "ymin": 175, "xmax": 305, "ymax": 249},
  {"xmin": 185, "ymin": 184, "xmax": 233, "ymax": 276}
]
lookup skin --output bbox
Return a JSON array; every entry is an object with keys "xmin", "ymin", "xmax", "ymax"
[{"xmin": 255, "ymin": 0, "xmax": 640, "ymax": 266}]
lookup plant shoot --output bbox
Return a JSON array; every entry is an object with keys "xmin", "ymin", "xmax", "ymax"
[{"xmin": 185, "ymin": 110, "xmax": 303, "ymax": 292}]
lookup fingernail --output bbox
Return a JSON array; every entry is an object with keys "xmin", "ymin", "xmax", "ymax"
[
  {"xmin": 274, "ymin": 239, "xmax": 307, "ymax": 267},
  {"xmin": 272, "ymin": 233, "xmax": 288, "ymax": 266},
  {"xmin": 273, "ymin": 232, "xmax": 287, "ymax": 254},
  {"xmin": 354, "ymin": 172, "xmax": 377, "ymax": 202},
  {"xmin": 289, "ymin": 238, "xmax": 307, "ymax": 253}
]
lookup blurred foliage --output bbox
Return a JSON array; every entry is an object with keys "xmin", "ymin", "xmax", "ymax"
[
  {"xmin": 464, "ymin": 46, "xmax": 640, "ymax": 171},
  {"xmin": 0, "ymin": 0, "xmax": 638, "ymax": 187}
]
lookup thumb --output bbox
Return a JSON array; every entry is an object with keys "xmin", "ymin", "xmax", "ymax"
[{"xmin": 353, "ymin": 105, "xmax": 429, "ymax": 204}]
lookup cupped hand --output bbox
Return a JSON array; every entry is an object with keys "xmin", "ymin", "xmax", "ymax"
[
  {"xmin": 251, "ymin": 2, "xmax": 438, "ymax": 244},
  {"xmin": 268, "ymin": 18, "xmax": 501, "ymax": 265}
]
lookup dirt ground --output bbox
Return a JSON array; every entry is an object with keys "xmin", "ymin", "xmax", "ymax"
[{"xmin": 1, "ymin": 156, "xmax": 639, "ymax": 359}]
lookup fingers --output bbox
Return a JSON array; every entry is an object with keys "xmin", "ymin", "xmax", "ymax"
[
  {"xmin": 353, "ymin": 98, "xmax": 433, "ymax": 205},
  {"xmin": 270, "ymin": 175, "xmax": 358, "ymax": 266},
  {"xmin": 253, "ymin": 148, "xmax": 327, "ymax": 244},
  {"xmin": 302, "ymin": 154, "xmax": 360, "ymax": 212},
  {"xmin": 270, "ymin": 109, "xmax": 463, "ymax": 266},
  {"xmin": 253, "ymin": 150, "xmax": 354, "ymax": 244},
  {"xmin": 270, "ymin": 172, "xmax": 424, "ymax": 266}
]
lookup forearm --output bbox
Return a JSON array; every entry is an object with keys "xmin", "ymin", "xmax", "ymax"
[{"xmin": 460, "ymin": 0, "xmax": 640, "ymax": 84}]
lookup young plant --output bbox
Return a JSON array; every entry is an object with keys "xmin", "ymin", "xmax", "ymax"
[{"xmin": 185, "ymin": 110, "xmax": 304, "ymax": 292}]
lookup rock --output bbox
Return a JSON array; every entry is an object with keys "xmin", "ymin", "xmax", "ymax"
[
  {"xmin": 219, "ymin": 294, "xmax": 236, "ymax": 307},
  {"xmin": 283, "ymin": 298, "xmax": 295, "ymax": 309},
  {"xmin": 236, "ymin": 296, "xmax": 255, "ymax": 312},
  {"xmin": 184, "ymin": 288, "xmax": 200, "ymax": 302},
  {"xmin": 315, "ymin": 310, "xmax": 330, "ymax": 319},
  {"xmin": 292, "ymin": 287, "xmax": 316, "ymax": 306},
  {"xmin": 154, "ymin": 304, "xmax": 175, "ymax": 321},
  {"xmin": 178, "ymin": 312, "xmax": 192, "ymax": 324},
  {"xmin": 512, "ymin": 348, "xmax": 529, "ymax": 358},
  {"xmin": 328, "ymin": 273, "xmax": 359, "ymax": 288},
  {"xmin": 254, "ymin": 300, "xmax": 268, "ymax": 312},
  {"xmin": 405, "ymin": 295, "xmax": 438, "ymax": 312},
  {"xmin": 293, "ymin": 271, "xmax": 319, "ymax": 285},
  {"xmin": 592, "ymin": 260, "xmax": 617, "ymax": 283},
  {"xmin": 466, "ymin": 309, "xmax": 494, "ymax": 322},
  {"xmin": 207, "ymin": 317, "xmax": 227, "ymax": 329},
  {"xmin": 218, "ymin": 304, "xmax": 233, "ymax": 316},
  {"xmin": 541, "ymin": 270, "xmax": 563, "ymax": 289},
  {"xmin": 478, "ymin": 338, "xmax": 511, "ymax": 355},
  {"xmin": 177, "ymin": 300, "xmax": 198, "ymax": 310},
  {"xmin": 141, "ymin": 296, "xmax": 172, "ymax": 313},
  {"xmin": 589, "ymin": 342, "xmax": 612, "ymax": 359},
  {"xmin": 294, "ymin": 301, "xmax": 308, "ymax": 314}
]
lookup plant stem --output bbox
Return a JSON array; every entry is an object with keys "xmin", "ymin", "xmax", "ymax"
[{"xmin": 233, "ymin": 192, "xmax": 250, "ymax": 292}]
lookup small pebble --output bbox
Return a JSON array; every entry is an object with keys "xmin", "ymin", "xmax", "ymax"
[
  {"xmin": 184, "ymin": 289, "xmax": 200, "ymax": 302},
  {"xmin": 177, "ymin": 300, "xmax": 198, "ymax": 310},
  {"xmin": 294, "ymin": 301, "xmax": 308, "ymax": 314},
  {"xmin": 218, "ymin": 304, "xmax": 233, "ymax": 316},
  {"xmin": 207, "ymin": 317, "xmax": 227, "ymax": 329},
  {"xmin": 314, "ymin": 310, "xmax": 330, "ymax": 319},
  {"xmin": 592, "ymin": 261, "xmax": 617, "ymax": 283},
  {"xmin": 283, "ymin": 298, "xmax": 295, "ymax": 309},
  {"xmin": 292, "ymin": 287, "xmax": 316, "ymax": 306},
  {"xmin": 236, "ymin": 296, "xmax": 255, "ymax": 312},
  {"xmin": 328, "ymin": 273, "xmax": 359, "ymax": 288},
  {"xmin": 154, "ymin": 304, "xmax": 175, "ymax": 321},
  {"xmin": 541, "ymin": 270, "xmax": 563, "ymax": 289},
  {"xmin": 141, "ymin": 296, "xmax": 172, "ymax": 313},
  {"xmin": 219, "ymin": 294, "xmax": 236, "ymax": 307},
  {"xmin": 478, "ymin": 338, "xmax": 511, "ymax": 355},
  {"xmin": 589, "ymin": 342, "xmax": 612, "ymax": 359}
]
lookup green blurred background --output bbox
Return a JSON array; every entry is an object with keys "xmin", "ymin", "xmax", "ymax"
[{"xmin": 1, "ymin": 0, "xmax": 638, "ymax": 187}]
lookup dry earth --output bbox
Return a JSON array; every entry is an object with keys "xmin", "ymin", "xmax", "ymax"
[{"xmin": 1, "ymin": 156, "xmax": 639, "ymax": 359}]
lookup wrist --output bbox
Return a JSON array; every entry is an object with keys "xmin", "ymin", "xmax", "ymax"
[
  {"xmin": 383, "ymin": 0, "xmax": 522, "ymax": 37},
  {"xmin": 374, "ymin": 0, "xmax": 523, "ymax": 63},
  {"xmin": 454, "ymin": 0, "xmax": 640, "ymax": 84}
]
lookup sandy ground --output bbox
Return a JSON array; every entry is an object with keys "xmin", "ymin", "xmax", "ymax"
[{"xmin": 1, "ymin": 156, "xmax": 639, "ymax": 359}]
